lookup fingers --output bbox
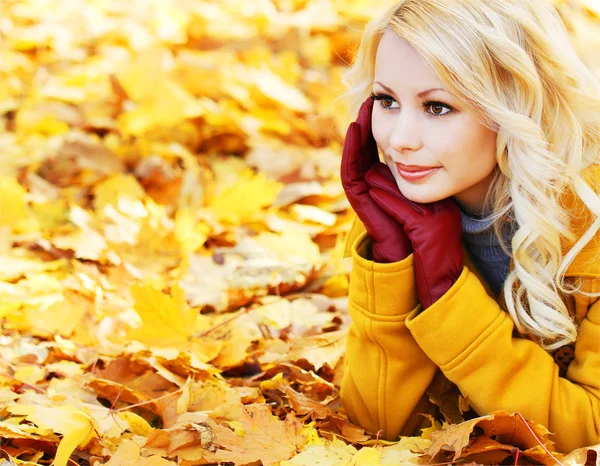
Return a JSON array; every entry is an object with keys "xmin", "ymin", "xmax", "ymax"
[
  {"xmin": 341, "ymin": 97, "xmax": 380, "ymax": 190},
  {"xmin": 365, "ymin": 167, "xmax": 426, "ymax": 214},
  {"xmin": 355, "ymin": 98, "xmax": 380, "ymax": 173},
  {"xmin": 368, "ymin": 187, "xmax": 415, "ymax": 223},
  {"xmin": 371, "ymin": 162, "xmax": 396, "ymax": 182},
  {"xmin": 356, "ymin": 95, "xmax": 373, "ymax": 128},
  {"xmin": 341, "ymin": 122, "xmax": 360, "ymax": 188},
  {"xmin": 431, "ymin": 196, "xmax": 463, "ymax": 227},
  {"xmin": 364, "ymin": 163, "xmax": 398, "ymax": 192}
]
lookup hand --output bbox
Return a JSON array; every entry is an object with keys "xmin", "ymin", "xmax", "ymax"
[
  {"xmin": 340, "ymin": 97, "xmax": 412, "ymax": 263},
  {"xmin": 364, "ymin": 163, "xmax": 464, "ymax": 310}
]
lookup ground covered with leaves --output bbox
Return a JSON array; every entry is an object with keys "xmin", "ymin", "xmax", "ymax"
[{"xmin": 1, "ymin": 0, "xmax": 600, "ymax": 465}]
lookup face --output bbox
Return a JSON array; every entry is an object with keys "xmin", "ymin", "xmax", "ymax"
[{"xmin": 371, "ymin": 30, "xmax": 498, "ymax": 213}]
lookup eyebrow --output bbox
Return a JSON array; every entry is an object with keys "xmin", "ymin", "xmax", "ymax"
[{"xmin": 373, "ymin": 81, "xmax": 446, "ymax": 98}]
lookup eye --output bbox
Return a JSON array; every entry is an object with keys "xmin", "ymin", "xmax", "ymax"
[
  {"xmin": 369, "ymin": 92, "xmax": 399, "ymax": 110},
  {"xmin": 369, "ymin": 92, "xmax": 453, "ymax": 117},
  {"xmin": 423, "ymin": 100, "xmax": 453, "ymax": 117}
]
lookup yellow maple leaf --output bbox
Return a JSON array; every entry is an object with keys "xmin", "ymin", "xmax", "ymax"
[
  {"xmin": 15, "ymin": 109, "xmax": 71, "ymax": 136},
  {"xmin": 116, "ymin": 48, "xmax": 203, "ymax": 135},
  {"xmin": 174, "ymin": 209, "xmax": 211, "ymax": 254},
  {"xmin": 0, "ymin": 255, "xmax": 65, "ymax": 281},
  {"xmin": 104, "ymin": 439, "xmax": 176, "ymax": 466},
  {"xmin": 116, "ymin": 48, "xmax": 173, "ymax": 103},
  {"xmin": 379, "ymin": 436, "xmax": 431, "ymax": 464},
  {"xmin": 118, "ymin": 87, "xmax": 203, "ymax": 136},
  {"xmin": 347, "ymin": 447, "xmax": 383, "ymax": 465},
  {"xmin": 287, "ymin": 330, "xmax": 346, "ymax": 371},
  {"xmin": 13, "ymin": 365, "xmax": 46, "ymax": 385},
  {"xmin": 249, "ymin": 65, "xmax": 313, "ymax": 112},
  {"xmin": 281, "ymin": 442, "xmax": 357, "ymax": 465},
  {"xmin": 24, "ymin": 295, "xmax": 86, "ymax": 337},
  {"xmin": 0, "ymin": 176, "xmax": 39, "ymax": 233},
  {"xmin": 290, "ymin": 204, "xmax": 337, "ymax": 226},
  {"xmin": 93, "ymin": 173, "xmax": 147, "ymax": 218},
  {"xmin": 51, "ymin": 227, "xmax": 108, "ymax": 261},
  {"xmin": 319, "ymin": 274, "xmax": 349, "ymax": 298},
  {"xmin": 6, "ymin": 405, "xmax": 95, "ymax": 466},
  {"xmin": 209, "ymin": 168, "xmax": 283, "ymax": 224},
  {"xmin": 254, "ymin": 229, "xmax": 321, "ymax": 265},
  {"xmin": 0, "ymin": 79, "xmax": 17, "ymax": 115},
  {"xmin": 117, "ymin": 412, "xmax": 155, "ymax": 437},
  {"xmin": 128, "ymin": 281, "xmax": 197, "ymax": 347}
]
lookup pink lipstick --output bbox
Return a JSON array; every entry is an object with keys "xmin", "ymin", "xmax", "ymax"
[{"xmin": 395, "ymin": 163, "xmax": 441, "ymax": 181}]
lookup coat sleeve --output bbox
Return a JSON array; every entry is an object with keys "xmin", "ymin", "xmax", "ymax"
[
  {"xmin": 340, "ymin": 224, "xmax": 439, "ymax": 440},
  {"xmin": 405, "ymin": 263, "xmax": 600, "ymax": 453}
]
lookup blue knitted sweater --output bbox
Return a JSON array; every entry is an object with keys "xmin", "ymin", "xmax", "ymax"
[{"xmin": 459, "ymin": 207, "xmax": 516, "ymax": 296}]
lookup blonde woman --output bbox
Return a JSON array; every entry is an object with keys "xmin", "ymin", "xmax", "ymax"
[{"xmin": 339, "ymin": 0, "xmax": 600, "ymax": 454}]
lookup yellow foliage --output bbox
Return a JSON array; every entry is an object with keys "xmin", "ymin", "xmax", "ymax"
[
  {"xmin": 93, "ymin": 174, "xmax": 147, "ymax": 218},
  {"xmin": 0, "ymin": 176, "xmax": 39, "ymax": 233},
  {"xmin": 209, "ymin": 169, "xmax": 283, "ymax": 224},
  {"xmin": 174, "ymin": 209, "xmax": 211, "ymax": 253},
  {"xmin": 319, "ymin": 274, "xmax": 349, "ymax": 298},
  {"xmin": 7, "ymin": 405, "xmax": 96, "ymax": 466},
  {"xmin": 117, "ymin": 412, "xmax": 155, "ymax": 436},
  {"xmin": 254, "ymin": 229, "xmax": 322, "ymax": 264},
  {"xmin": 128, "ymin": 281, "xmax": 197, "ymax": 347}
]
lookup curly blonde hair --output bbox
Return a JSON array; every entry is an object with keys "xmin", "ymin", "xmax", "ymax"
[{"xmin": 340, "ymin": 0, "xmax": 600, "ymax": 350}]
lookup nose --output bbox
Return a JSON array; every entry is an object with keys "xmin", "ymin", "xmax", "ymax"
[{"xmin": 388, "ymin": 109, "xmax": 423, "ymax": 154}]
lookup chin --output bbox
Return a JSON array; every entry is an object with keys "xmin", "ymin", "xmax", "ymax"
[{"xmin": 395, "ymin": 182, "xmax": 449, "ymax": 204}]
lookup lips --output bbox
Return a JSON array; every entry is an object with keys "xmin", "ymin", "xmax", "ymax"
[
  {"xmin": 395, "ymin": 163, "xmax": 441, "ymax": 181},
  {"xmin": 395, "ymin": 163, "xmax": 440, "ymax": 173}
]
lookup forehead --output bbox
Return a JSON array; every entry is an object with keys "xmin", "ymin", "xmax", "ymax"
[{"xmin": 374, "ymin": 30, "xmax": 444, "ymax": 90}]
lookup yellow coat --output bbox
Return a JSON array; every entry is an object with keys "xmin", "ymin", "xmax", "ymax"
[{"xmin": 340, "ymin": 164, "xmax": 600, "ymax": 453}]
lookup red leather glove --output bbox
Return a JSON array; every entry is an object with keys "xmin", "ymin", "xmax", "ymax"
[
  {"xmin": 364, "ymin": 163, "xmax": 464, "ymax": 310},
  {"xmin": 341, "ymin": 97, "xmax": 412, "ymax": 263}
]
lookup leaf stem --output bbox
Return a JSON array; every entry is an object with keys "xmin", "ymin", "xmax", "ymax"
[
  {"xmin": 515, "ymin": 412, "xmax": 564, "ymax": 466},
  {"xmin": 195, "ymin": 307, "xmax": 253, "ymax": 339},
  {"xmin": 113, "ymin": 388, "xmax": 183, "ymax": 413}
]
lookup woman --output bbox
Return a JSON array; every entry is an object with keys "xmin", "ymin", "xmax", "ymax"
[{"xmin": 339, "ymin": 0, "xmax": 600, "ymax": 454}]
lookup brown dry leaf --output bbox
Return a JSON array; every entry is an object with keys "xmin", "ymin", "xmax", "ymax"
[
  {"xmin": 426, "ymin": 372, "xmax": 470, "ymax": 425},
  {"xmin": 102, "ymin": 440, "xmax": 176, "ymax": 466},
  {"xmin": 316, "ymin": 414, "xmax": 371, "ymax": 444},
  {"xmin": 86, "ymin": 356, "xmax": 180, "ymax": 423},
  {"xmin": 254, "ymin": 362, "xmax": 338, "ymax": 400},
  {"xmin": 176, "ymin": 379, "xmax": 244, "ymax": 421},
  {"xmin": 141, "ymin": 405, "xmax": 306, "ymax": 466},
  {"xmin": 260, "ymin": 378, "xmax": 335, "ymax": 420},
  {"xmin": 208, "ymin": 311, "xmax": 263, "ymax": 370},
  {"xmin": 424, "ymin": 410, "xmax": 557, "ymax": 464},
  {"xmin": 0, "ymin": 450, "xmax": 18, "ymax": 466},
  {"xmin": 459, "ymin": 436, "xmax": 516, "ymax": 464},
  {"xmin": 143, "ymin": 417, "xmax": 217, "ymax": 458},
  {"xmin": 201, "ymin": 405, "xmax": 307, "ymax": 466},
  {"xmin": 287, "ymin": 330, "xmax": 347, "ymax": 371},
  {"xmin": 562, "ymin": 442, "xmax": 600, "ymax": 466}
]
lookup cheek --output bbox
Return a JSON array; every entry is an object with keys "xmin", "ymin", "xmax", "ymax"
[
  {"xmin": 443, "ymin": 128, "xmax": 497, "ymax": 171},
  {"xmin": 371, "ymin": 111, "xmax": 388, "ymax": 147},
  {"xmin": 485, "ymin": 133, "xmax": 498, "ymax": 167},
  {"xmin": 472, "ymin": 130, "xmax": 498, "ymax": 172}
]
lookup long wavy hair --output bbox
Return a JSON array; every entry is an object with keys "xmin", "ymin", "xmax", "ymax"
[{"xmin": 340, "ymin": 0, "xmax": 600, "ymax": 350}]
